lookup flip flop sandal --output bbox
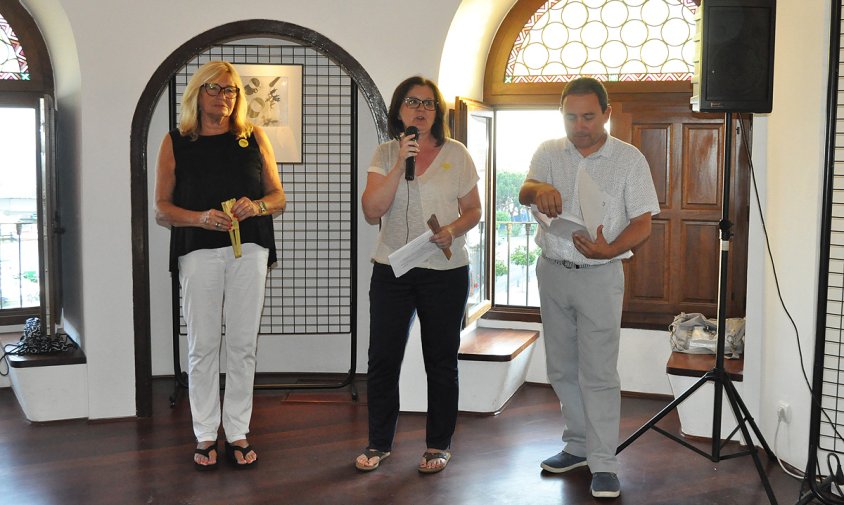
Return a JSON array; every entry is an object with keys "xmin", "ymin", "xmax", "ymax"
[
  {"xmin": 226, "ymin": 442, "xmax": 258, "ymax": 469},
  {"xmin": 193, "ymin": 441, "xmax": 218, "ymax": 471},
  {"xmin": 418, "ymin": 451, "xmax": 451, "ymax": 474},
  {"xmin": 355, "ymin": 448, "xmax": 391, "ymax": 472}
]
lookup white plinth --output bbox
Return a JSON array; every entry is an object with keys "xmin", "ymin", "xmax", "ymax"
[
  {"xmin": 8, "ymin": 351, "xmax": 88, "ymax": 422},
  {"xmin": 667, "ymin": 373, "xmax": 743, "ymax": 440}
]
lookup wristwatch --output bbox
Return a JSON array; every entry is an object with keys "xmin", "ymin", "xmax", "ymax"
[{"xmin": 257, "ymin": 200, "xmax": 268, "ymax": 215}]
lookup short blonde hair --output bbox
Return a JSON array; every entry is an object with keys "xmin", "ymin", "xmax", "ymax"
[{"xmin": 179, "ymin": 61, "xmax": 252, "ymax": 140}]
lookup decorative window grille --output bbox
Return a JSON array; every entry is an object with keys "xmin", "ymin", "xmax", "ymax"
[{"xmin": 506, "ymin": 0, "xmax": 698, "ymax": 83}]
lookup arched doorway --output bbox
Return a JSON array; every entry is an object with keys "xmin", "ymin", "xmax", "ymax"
[{"xmin": 129, "ymin": 19, "xmax": 387, "ymax": 417}]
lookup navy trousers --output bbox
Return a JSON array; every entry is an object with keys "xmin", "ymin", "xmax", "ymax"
[{"xmin": 366, "ymin": 262, "xmax": 469, "ymax": 452}]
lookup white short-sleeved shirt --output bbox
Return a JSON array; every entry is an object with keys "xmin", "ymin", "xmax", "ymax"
[
  {"xmin": 526, "ymin": 135, "xmax": 660, "ymax": 265},
  {"xmin": 368, "ymin": 137, "xmax": 479, "ymax": 269}
]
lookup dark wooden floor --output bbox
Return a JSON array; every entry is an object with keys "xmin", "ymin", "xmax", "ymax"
[{"xmin": 0, "ymin": 378, "xmax": 805, "ymax": 505}]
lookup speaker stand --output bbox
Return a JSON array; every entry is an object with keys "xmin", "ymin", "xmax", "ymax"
[{"xmin": 616, "ymin": 113, "xmax": 778, "ymax": 504}]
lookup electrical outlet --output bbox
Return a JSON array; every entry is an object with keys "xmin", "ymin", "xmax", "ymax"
[{"xmin": 777, "ymin": 401, "xmax": 792, "ymax": 424}]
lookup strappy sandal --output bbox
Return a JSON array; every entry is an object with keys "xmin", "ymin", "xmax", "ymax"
[
  {"xmin": 193, "ymin": 441, "xmax": 218, "ymax": 471},
  {"xmin": 225, "ymin": 441, "xmax": 258, "ymax": 469},
  {"xmin": 355, "ymin": 448, "xmax": 391, "ymax": 472},
  {"xmin": 418, "ymin": 450, "xmax": 451, "ymax": 474}
]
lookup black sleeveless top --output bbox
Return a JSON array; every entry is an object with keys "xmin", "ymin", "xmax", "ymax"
[{"xmin": 168, "ymin": 129, "xmax": 277, "ymax": 272}]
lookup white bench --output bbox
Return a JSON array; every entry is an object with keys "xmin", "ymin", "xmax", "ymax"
[
  {"xmin": 7, "ymin": 347, "xmax": 88, "ymax": 422},
  {"xmin": 399, "ymin": 326, "xmax": 539, "ymax": 415}
]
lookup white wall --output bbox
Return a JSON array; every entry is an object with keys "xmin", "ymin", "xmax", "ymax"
[
  {"xmin": 21, "ymin": 0, "xmax": 463, "ymax": 419},
  {"xmin": 754, "ymin": 0, "xmax": 832, "ymax": 471},
  {"xmin": 15, "ymin": 0, "xmax": 829, "ymax": 474}
]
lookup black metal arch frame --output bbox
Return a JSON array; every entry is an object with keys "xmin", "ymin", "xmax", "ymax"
[{"xmin": 130, "ymin": 19, "xmax": 388, "ymax": 417}]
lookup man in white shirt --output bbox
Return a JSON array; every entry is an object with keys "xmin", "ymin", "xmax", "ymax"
[{"xmin": 519, "ymin": 77, "xmax": 660, "ymax": 499}]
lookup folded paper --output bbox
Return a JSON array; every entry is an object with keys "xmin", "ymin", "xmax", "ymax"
[{"xmin": 221, "ymin": 198, "xmax": 242, "ymax": 258}]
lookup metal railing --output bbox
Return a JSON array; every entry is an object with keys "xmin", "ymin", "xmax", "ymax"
[
  {"xmin": 495, "ymin": 220, "xmax": 540, "ymax": 307},
  {"xmin": 0, "ymin": 221, "xmax": 40, "ymax": 310}
]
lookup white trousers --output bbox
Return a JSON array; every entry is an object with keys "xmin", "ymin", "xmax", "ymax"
[
  {"xmin": 537, "ymin": 257, "xmax": 624, "ymax": 474},
  {"xmin": 178, "ymin": 243, "xmax": 269, "ymax": 443}
]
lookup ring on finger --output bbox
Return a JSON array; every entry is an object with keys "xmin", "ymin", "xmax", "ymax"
[{"xmin": 215, "ymin": 222, "xmax": 220, "ymax": 229}]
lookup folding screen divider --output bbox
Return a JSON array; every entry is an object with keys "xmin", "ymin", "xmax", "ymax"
[
  {"xmin": 167, "ymin": 41, "xmax": 359, "ymax": 402},
  {"xmin": 806, "ymin": 2, "xmax": 844, "ymax": 502}
]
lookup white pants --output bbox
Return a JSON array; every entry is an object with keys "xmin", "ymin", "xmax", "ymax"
[{"xmin": 178, "ymin": 243, "xmax": 269, "ymax": 443}]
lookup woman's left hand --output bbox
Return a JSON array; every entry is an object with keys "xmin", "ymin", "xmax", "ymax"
[
  {"xmin": 430, "ymin": 225, "xmax": 454, "ymax": 250},
  {"xmin": 229, "ymin": 196, "xmax": 263, "ymax": 221}
]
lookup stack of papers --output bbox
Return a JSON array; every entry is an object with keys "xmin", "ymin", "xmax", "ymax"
[
  {"xmin": 531, "ymin": 206, "xmax": 589, "ymax": 240},
  {"xmin": 530, "ymin": 169, "xmax": 608, "ymax": 242},
  {"xmin": 387, "ymin": 230, "xmax": 439, "ymax": 277}
]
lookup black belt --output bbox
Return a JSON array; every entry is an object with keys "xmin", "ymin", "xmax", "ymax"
[{"xmin": 542, "ymin": 255, "xmax": 608, "ymax": 270}]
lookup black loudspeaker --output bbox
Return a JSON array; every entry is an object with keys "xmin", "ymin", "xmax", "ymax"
[{"xmin": 691, "ymin": 0, "xmax": 776, "ymax": 113}]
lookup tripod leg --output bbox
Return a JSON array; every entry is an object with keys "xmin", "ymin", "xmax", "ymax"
[
  {"xmin": 722, "ymin": 375, "xmax": 776, "ymax": 459},
  {"xmin": 618, "ymin": 373, "xmax": 710, "ymax": 453},
  {"xmin": 722, "ymin": 378, "xmax": 778, "ymax": 505}
]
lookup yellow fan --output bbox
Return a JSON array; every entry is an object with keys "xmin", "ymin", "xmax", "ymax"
[{"xmin": 221, "ymin": 199, "xmax": 241, "ymax": 258}]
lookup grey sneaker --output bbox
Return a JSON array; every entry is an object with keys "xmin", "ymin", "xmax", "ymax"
[
  {"xmin": 540, "ymin": 451, "xmax": 587, "ymax": 473},
  {"xmin": 591, "ymin": 472, "xmax": 621, "ymax": 498}
]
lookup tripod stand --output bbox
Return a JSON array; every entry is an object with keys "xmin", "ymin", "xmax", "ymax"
[{"xmin": 616, "ymin": 113, "xmax": 778, "ymax": 505}]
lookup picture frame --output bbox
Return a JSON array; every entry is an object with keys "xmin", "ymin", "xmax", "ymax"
[{"xmin": 234, "ymin": 63, "xmax": 303, "ymax": 164}]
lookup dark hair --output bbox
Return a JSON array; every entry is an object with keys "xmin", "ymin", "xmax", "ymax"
[
  {"xmin": 561, "ymin": 77, "xmax": 609, "ymax": 112},
  {"xmin": 387, "ymin": 76, "xmax": 449, "ymax": 146}
]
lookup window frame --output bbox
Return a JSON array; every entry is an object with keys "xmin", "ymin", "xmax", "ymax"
[
  {"xmin": 452, "ymin": 97, "xmax": 495, "ymax": 324},
  {"xmin": 478, "ymin": 0, "xmax": 745, "ymax": 328},
  {"xmin": 0, "ymin": 0, "xmax": 58, "ymax": 329}
]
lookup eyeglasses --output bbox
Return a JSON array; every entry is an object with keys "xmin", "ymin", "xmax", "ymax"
[
  {"xmin": 403, "ymin": 97, "xmax": 437, "ymax": 111},
  {"xmin": 203, "ymin": 83, "xmax": 238, "ymax": 99}
]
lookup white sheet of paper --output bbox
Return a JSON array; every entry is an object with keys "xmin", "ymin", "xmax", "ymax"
[
  {"xmin": 531, "ymin": 205, "xmax": 588, "ymax": 241},
  {"xmin": 388, "ymin": 230, "xmax": 440, "ymax": 277},
  {"xmin": 577, "ymin": 169, "xmax": 608, "ymax": 241}
]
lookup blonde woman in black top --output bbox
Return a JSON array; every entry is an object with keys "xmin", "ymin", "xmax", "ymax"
[{"xmin": 154, "ymin": 60, "xmax": 285, "ymax": 471}]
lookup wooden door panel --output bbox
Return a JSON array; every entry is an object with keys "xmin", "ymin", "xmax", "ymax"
[
  {"xmin": 633, "ymin": 125, "xmax": 670, "ymax": 205},
  {"xmin": 625, "ymin": 220, "xmax": 670, "ymax": 303},
  {"xmin": 679, "ymin": 221, "xmax": 720, "ymax": 304},
  {"xmin": 683, "ymin": 125, "xmax": 722, "ymax": 209}
]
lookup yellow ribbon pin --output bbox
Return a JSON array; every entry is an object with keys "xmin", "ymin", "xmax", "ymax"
[{"xmin": 238, "ymin": 137, "xmax": 248, "ymax": 148}]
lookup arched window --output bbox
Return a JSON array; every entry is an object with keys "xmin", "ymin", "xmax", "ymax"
[
  {"xmin": 0, "ymin": 0, "xmax": 57, "ymax": 330},
  {"xmin": 0, "ymin": 0, "xmax": 50, "ymax": 92},
  {"xmin": 466, "ymin": 0, "xmax": 747, "ymax": 328},
  {"xmin": 1, "ymin": 11, "xmax": 29, "ymax": 79},
  {"xmin": 506, "ymin": 0, "xmax": 697, "ymax": 83}
]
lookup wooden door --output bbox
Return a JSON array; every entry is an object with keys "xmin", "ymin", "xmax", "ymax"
[{"xmin": 610, "ymin": 95, "xmax": 749, "ymax": 328}]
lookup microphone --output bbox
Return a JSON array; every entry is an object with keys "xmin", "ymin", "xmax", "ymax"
[{"xmin": 404, "ymin": 126, "xmax": 419, "ymax": 181}]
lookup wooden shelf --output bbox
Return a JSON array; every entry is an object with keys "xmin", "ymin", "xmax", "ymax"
[
  {"xmin": 666, "ymin": 352, "xmax": 743, "ymax": 382},
  {"xmin": 458, "ymin": 328, "xmax": 539, "ymax": 362},
  {"xmin": 8, "ymin": 347, "xmax": 86, "ymax": 368}
]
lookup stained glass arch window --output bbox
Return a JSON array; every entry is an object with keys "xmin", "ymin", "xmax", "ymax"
[
  {"xmin": 506, "ymin": 0, "xmax": 698, "ymax": 83},
  {"xmin": 0, "ymin": 10, "xmax": 28, "ymax": 80},
  {"xmin": 0, "ymin": 0, "xmax": 52, "ymax": 93}
]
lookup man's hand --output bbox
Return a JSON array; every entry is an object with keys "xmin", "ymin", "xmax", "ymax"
[
  {"xmin": 573, "ymin": 225, "xmax": 613, "ymax": 259},
  {"xmin": 522, "ymin": 181, "xmax": 563, "ymax": 218}
]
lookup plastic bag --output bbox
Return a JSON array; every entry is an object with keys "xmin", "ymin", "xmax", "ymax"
[{"xmin": 669, "ymin": 312, "xmax": 744, "ymax": 359}]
